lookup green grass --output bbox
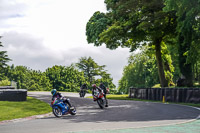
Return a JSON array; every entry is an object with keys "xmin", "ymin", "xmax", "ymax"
[
  {"xmin": 194, "ymin": 82, "xmax": 200, "ymax": 87},
  {"xmin": 107, "ymin": 94, "xmax": 129, "ymax": 100},
  {"xmin": 87, "ymin": 94, "xmax": 200, "ymax": 108},
  {"xmin": 0, "ymin": 97, "xmax": 51, "ymax": 121},
  {"xmin": 152, "ymin": 84, "xmax": 161, "ymax": 88}
]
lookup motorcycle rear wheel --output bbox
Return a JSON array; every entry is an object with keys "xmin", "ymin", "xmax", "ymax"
[{"xmin": 69, "ymin": 106, "xmax": 76, "ymax": 115}]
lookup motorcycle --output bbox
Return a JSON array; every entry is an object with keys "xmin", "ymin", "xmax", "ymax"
[
  {"xmin": 50, "ymin": 97, "xmax": 76, "ymax": 117},
  {"xmin": 93, "ymin": 89, "xmax": 105, "ymax": 109},
  {"xmin": 79, "ymin": 89, "xmax": 86, "ymax": 97}
]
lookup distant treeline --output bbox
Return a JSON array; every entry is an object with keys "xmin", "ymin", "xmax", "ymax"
[{"xmin": 0, "ymin": 56, "xmax": 116, "ymax": 93}]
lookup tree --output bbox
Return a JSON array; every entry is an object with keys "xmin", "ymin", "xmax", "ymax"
[
  {"xmin": 45, "ymin": 65, "xmax": 86, "ymax": 91},
  {"xmin": 76, "ymin": 57, "xmax": 106, "ymax": 85},
  {"xmin": 5, "ymin": 65, "xmax": 52, "ymax": 90},
  {"xmin": 86, "ymin": 0, "xmax": 177, "ymax": 87},
  {"xmin": 76, "ymin": 56, "xmax": 115, "ymax": 89},
  {"xmin": 164, "ymin": 0, "xmax": 200, "ymax": 86},
  {"xmin": 0, "ymin": 37, "xmax": 11, "ymax": 80},
  {"xmin": 8, "ymin": 66, "xmax": 30, "ymax": 89},
  {"xmin": 96, "ymin": 71, "xmax": 116, "ymax": 89},
  {"xmin": 118, "ymin": 46, "xmax": 160, "ymax": 93}
]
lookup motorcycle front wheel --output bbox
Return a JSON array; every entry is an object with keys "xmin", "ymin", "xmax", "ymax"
[
  {"xmin": 82, "ymin": 91, "xmax": 85, "ymax": 97},
  {"xmin": 52, "ymin": 107, "xmax": 62, "ymax": 117},
  {"xmin": 97, "ymin": 99, "xmax": 104, "ymax": 109},
  {"xmin": 80, "ymin": 91, "xmax": 83, "ymax": 97}
]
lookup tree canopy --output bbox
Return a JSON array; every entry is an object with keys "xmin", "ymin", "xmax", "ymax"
[
  {"xmin": 164, "ymin": 0, "xmax": 200, "ymax": 86},
  {"xmin": 76, "ymin": 56, "xmax": 115, "ymax": 89},
  {"xmin": 86, "ymin": 0, "xmax": 177, "ymax": 87},
  {"xmin": 76, "ymin": 57, "xmax": 105, "ymax": 84}
]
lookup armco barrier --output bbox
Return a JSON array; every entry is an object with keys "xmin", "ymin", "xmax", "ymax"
[
  {"xmin": 155, "ymin": 88, "xmax": 161, "ymax": 101},
  {"xmin": 0, "ymin": 86, "xmax": 15, "ymax": 89},
  {"xmin": 0, "ymin": 89, "xmax": 27, "ymax": 101},
  {"xmin": 129, "ymin": 88, "xmax": 200, "ymax": 103}
]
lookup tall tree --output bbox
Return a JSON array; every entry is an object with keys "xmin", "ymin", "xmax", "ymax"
[
  {"xmin": 118, "ymin": 46, "xmax": 160, "ymax": 93},
  {"xmin": 86, "ymin": 0, "xmax": 176, "ymax": 87},
  {"xmin": 76, "ymin": 56, "xmax": 106, "ymax": 85},
  {"xmin": 0, "ymin": 37, "xmax": 11, "ymax": 80},
  {"xmin": 164, "ymin": 0, "xmax": 200, "ymax": 86}
]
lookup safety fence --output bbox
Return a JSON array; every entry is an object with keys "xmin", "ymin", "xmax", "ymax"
[
  {"xmin": 0, "ymin": 88, "xmax": 27, "ymax": 101},
  {"xmin": 0, "ymin": 86, "xmax": 15, "ymax": 89},
  {"xmin": 129, "ymin": 88, "xmax": 200, "ymax": 103}
]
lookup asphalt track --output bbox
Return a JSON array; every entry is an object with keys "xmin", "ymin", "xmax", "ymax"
[{"xmin": 0, "ymin": 92, "xmax": 199, "ymax": 133}]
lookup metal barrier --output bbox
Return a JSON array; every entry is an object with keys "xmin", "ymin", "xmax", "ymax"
[
  {"xmin": 0, "ymin": 89, "xmax": 27, "ymax": 101},
  {"xmin": 0, "ymin": 86, "xmax": 15, "ymax": 90},
  {"xmin": 129, "ymin": 88, "xmax": 200, "ymax": 103}
]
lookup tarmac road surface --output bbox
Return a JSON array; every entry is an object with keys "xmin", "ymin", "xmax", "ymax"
[{"xmin": 0, "ymin": 91, "xmax": 199, "ymax": 133}]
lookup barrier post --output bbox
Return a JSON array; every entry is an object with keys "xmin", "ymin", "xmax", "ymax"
[{"xmin": 162, "ymin": 96, "xmax": 165, "ymax": 103}]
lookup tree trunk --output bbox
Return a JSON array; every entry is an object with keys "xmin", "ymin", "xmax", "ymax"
[
  {"xmin": 178, "ymin": 38, "xmax": 193, "ymax": 87},
  {"xmin": 195, "ymin": 62, "xmax": 198, "ymax": 81},
  {"xmin": 177, "ymin": 12, "xmax": 193, "ymax": 87},
  {"xmin": 154, "ymin": 38, "xmax": 168, "ymax": 87}
]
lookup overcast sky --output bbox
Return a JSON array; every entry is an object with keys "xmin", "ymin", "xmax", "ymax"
[{"xmin": 0, "ymin": 0, "xmax": 130, "ymax": 87}]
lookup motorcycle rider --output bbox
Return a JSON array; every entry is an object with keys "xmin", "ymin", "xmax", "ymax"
[
  {"xmin": 99, "ymin": 82, "xmax": 108, "ymax": 107},
  {"xmin": 51, "ymin": 89, "xmax": 72, "ymax": 107},
  {"xmin": 92, "ymin": 84, "xmax": 108, "ymax": 107},
  {"xmin": 80, "ymin": 83, "xmax": 88, "ymax": 97},
  {"xmin": 92, "ymin": 84, "xmax": 102, "ymax": 99},
  {"xmin": 81, "ymin": 83, "xmax": 88, "ymax": 90}
]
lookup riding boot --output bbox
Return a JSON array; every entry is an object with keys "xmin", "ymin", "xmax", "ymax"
[
  {"xmin": 104, "ymin": 94, "xmax": 108, "ymax": 107},
  {"xmin": 105, "ymin": 99, "xmax": 108, "ymax": 107}
]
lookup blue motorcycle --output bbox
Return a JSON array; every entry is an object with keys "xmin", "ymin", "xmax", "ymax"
[{"xmin": 50, "ymin": 98, "xmax": 76, "ymax": 117}]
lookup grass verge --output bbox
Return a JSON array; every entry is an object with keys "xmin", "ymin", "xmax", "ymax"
[
  {"xmin": 0, "ymin": 97, "xmax": 51, "ymax": 122},
  {"xmin": 87, "ymin": 94, "xmax": 200, "ymax": 108}
]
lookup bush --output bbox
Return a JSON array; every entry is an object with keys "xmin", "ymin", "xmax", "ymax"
[
  {"xmin": 0, "ymin": 79, "xmax": 11, "ymax": 86},
  {"xmin": 152, "ymin": 84, "xmax": 161, "ymax": 88}
]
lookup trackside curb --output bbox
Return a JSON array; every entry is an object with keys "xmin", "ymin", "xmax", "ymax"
[{"xmin": 0, "ymin": 112, "xmax": 52, "ymax": 125}]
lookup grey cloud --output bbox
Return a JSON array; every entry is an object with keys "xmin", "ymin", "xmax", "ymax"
[
  {"xmin": 1, "ymin": 32, "xmax": 63, "ymax": 70},
  {"xmin": 2, "ymin": 32, "xmax": 45, "ymax": 49}
]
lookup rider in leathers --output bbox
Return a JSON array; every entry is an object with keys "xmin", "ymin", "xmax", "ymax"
[
  {"xmin": 99, "ymin": 83, "xmax": 108, "ymax": 107},
  {"xmin": 92, "ymin": 84, "xmax": 108, "ymax": 107},
  {"xmin": 80, "ymin": 83, "xmax": 88, "ymax": 96},
  {"xmin": 51, "ymin": 89, "xmax": 72, "ymax": 107}
]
